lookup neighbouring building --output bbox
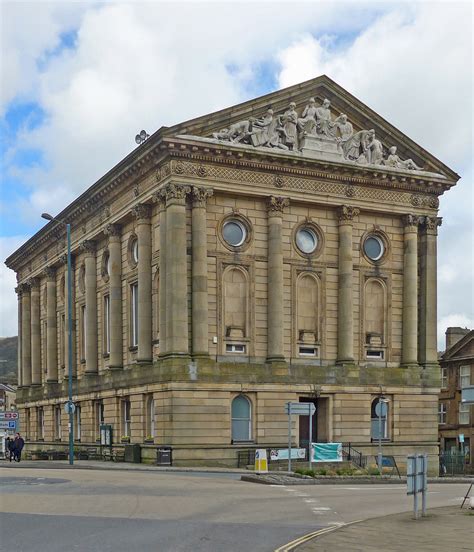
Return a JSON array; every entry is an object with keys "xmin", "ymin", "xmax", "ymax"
[
  {"xmin": 0, "ymin": 383, "xmax": 16, "ymax": 414},
  {"xmin": 5, "ymin": 76, "xmax": 459, "ymax": 472},
  {"xmin": 439, "ymin": 327, "xmax": 473, "ymax": 473}
]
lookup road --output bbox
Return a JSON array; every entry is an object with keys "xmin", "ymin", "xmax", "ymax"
[{"xmin": 0, "ymin": 466, "xmax": 469, "ymax": 552}]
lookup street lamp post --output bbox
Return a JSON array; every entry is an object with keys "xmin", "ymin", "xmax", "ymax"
[{"xmin": 42, "ymin": 213, "xmax": 74, "ymax": 466}]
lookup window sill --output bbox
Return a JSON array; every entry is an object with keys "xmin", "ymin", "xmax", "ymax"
[
  {"xmin": 129, "ymin": 346, "xmax": 138, "ymax": 352},
  {"xmin": 231, "ymin": 440, "xmax": 254, "ymax": 445}
]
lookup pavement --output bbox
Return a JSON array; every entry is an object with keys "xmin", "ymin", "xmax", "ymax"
[{"xmin": 293, "ymin": 506, "xmax": 474, "ymax": 552}]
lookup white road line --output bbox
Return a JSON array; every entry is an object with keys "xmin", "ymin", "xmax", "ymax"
[
  {"xmin": 312, "ymin": 507, "xmax": 331, "ymax": 511},
  {"xmin": 304, "ymin": 499, "xmax": 320, "ymax": 503}
]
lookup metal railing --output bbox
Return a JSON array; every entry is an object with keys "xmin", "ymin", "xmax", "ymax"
[{"xmin": 342, "ymin": 442, "xmax": 367, "ymax": 469}]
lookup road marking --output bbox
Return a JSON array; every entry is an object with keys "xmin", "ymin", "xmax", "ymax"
[
  {"xmin": 312, "ymin": 507, "xmax": 331, "ymax": 510},
  {"xmin": 274, "ymin": 520, "xmax": 363, "ymax": 552},
  {"xmin": 304, "ymin": 499, "xmax": 319, "ymax": 503}
]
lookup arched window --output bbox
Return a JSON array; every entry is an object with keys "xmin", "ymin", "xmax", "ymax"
[
  {"xmin": 297, "ymin": 274, "xmax": 319, "ymax": 342},
  {"xmin": 223, "ymin": 267, "xmax": 248, "ymax": 339},
  {"xmin": 365, "ymin": 279, "xmax": 385, "ymax": 343},
  {"xmin": 231, "ymin": 395, "xmax": 252, "ymax": 442},
  {"xmin": 371, "ymin": 398, "xmax": 388, "ymax": 440}
]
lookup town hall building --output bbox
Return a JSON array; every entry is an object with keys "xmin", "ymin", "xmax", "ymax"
[{"xmin": 6, "ymin": 76, "xmax": 459, "ymax": 471}]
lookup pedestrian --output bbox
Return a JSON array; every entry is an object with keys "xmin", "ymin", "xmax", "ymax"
[
  {"xmin": 13, "ymin": 433, "xmax": 25, "ymax": 463},
  {"xmin": 7, "ymin": 436, "xmax": 15, "ymax": 462}
]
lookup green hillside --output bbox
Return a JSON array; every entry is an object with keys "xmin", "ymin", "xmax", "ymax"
[{"xmin": 0, "ymin": 336, "xmax": 18, "ymax": 384}]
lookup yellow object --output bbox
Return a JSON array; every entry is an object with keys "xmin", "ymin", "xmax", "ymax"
[{"xmin": 255, "ymin": 448, "xmax": 268, "ymax": 473}]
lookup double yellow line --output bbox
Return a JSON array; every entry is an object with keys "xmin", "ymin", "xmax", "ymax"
[{"xmin": 275, "ymin": 520, "xmax": 362, "ymax": 551}]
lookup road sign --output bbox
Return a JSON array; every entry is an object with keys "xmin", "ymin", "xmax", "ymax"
[
  {"xmin": 375, "ymin": 401, "xmax": 388, "ymax": 417},
  {"xmin": 0, "ymin": 412, "xmax": 19, "ymax": 420},
  {"xmin": 407, "ymin": 454, "xmax": 428, "ymax": 519},
  {"xmin": 64, "ymin": 401, "xmax": 76, "ymax": 414},
  {"xmin": 0, "ymin": 420, "xmax": 16, "ymax": 430},
  {"xmin": 254, "ymin": 449, "xmax": 268, "ymax": 474},
  {"xmin": 284, "ymin": 402, "xmax": 316, "ymax": 416}
]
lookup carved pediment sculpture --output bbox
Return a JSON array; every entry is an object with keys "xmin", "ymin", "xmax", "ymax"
[{"xmin": 209, "ymin": 97, "xmax": 425, "ymax": 172}]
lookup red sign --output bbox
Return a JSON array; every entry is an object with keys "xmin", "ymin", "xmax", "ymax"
[{"xmin": 4, "ymin": 412, "xmax": 19, "ymax": 419}]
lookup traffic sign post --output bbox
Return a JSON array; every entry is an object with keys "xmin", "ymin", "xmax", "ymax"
[
  {"xmin": 284, "ymin": 402, "xmax": 316, "ymax": 472},
  {"xmin": 407, "ymin": 454, "xmax": 428, "ymax": 519}
]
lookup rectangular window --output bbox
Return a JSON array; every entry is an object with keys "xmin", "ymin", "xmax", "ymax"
[
  {"xmin": 131, "ymin": 283, "xmax": 138, "ymax": 347},
  {"xmin": 37, "ymin": 407, "xmax": 44, "ymax": 440},
  {"xmin": 459, "ymin": 402, "xmax": 470, "ymax": 425},
  {"xmin": 122, "ymin": 399, "xmax": 131, "ymax": 438},
  {"xmin": 441, "ymin": 367, "xmax": 448, "ymax": 389},
  {"xmin": 299, "ymin": 346, "xmax": 318, "ymax": 357},
  {"xmin": 366, "ymin": 350, "xmax": 384, "ymax": 359},
  {"xmin": 75, "ymin": 405, "xmax": 81, "ymax": 441},
  {"xmin": 438, "ymin": 402, "xmax": 447, "ymax": 424},
  {"xmin": 80, "ymin": 305, "xmax": 86, "ymax": 361},
  {"xmin": 104, "ymin": 295, "xmax": 110, "ymax": 355},
  {"xmin": 146, "ymin": 396, "xmax": 155, "ymax": 440},
  {"xmin": 25, "ymin": 408, "xmax": 31, "ymax": 439},
  {"xmin": 226, "ymin": 344, "xmax": 246, "ymax": 353},
  {"xmin": 55, "ymin": 406, "xmax": 62, "ymax": 440},
  {"xmin": 459, "ymin": 365, "xmax": 470, "ymax": 389}
]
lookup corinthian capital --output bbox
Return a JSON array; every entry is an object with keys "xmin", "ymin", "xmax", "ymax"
[
  {"xmin": 80, "ymin": 240, "xmax": 96, "ymax": 255},
  {"xmin": 44, "ymin": 266, "xmax": 57, "ymax": 279},
  {"xmin": 164, "ymin": 182, "xmax": 191, "ymax": 204},
  {"xmin": 104, "ymin": 223, "xmax": 121, "ymax": 237},
  {"xmin": 28, "ymin": 277, "xmax": 40, "ymax": 290},
  {"xmin": 424, "ymin": 216, "xmax": 442, "ymax": 234},
  {"xmin": 132, "ymin": 204, "xmax": 151, "ymax": 220},
  {"xmin": 337, "ymin": 205, "xmax": 360, "ymax": 223},
  {"xmin": 267, "ymin": 196, "xmax": 290, "ymax": 215},
  {"xmin": 402, "ymin": 214, "xmax": 422, "ymax": 229},
  {"xmin": 191, "ymin": 186, "xmax": 213, "ymax": 208}
]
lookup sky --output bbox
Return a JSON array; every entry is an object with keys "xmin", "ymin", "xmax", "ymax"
[{"xmin": 0, "ymin": 0, "xmax": 472, "ymax": 349}]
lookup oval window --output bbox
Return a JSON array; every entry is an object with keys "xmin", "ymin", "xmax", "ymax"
[
  {"xmin": 131, "ymin": 238, "xmax": 138, "ymax": 264},
  {"xmin": 364, "ymin": 235, "xmax": 384, "ymax": 261},
  {"xmin": 223, "ymin": 220, "xmax": 246, "ymax": 247},
  {"xmin": 296, "ymin": 228, "xmax": 318, "ymax": 254}
]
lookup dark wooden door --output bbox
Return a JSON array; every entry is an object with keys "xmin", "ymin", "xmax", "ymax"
[{"xmin": 298, "ymin": 397, "xmax": 318, "ymax": 448}]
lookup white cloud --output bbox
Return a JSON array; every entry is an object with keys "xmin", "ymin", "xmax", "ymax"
[{"xmin": 0, "ymin": 236, "xmax": 28, "ymax": 337}]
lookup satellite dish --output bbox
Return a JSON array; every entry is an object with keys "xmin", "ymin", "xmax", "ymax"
[
  {"xmin": 140, "ymin": 130, "xmax": 147, "ymax": 140},
  {"xmin": 135, "ymin": 135, "xmax": 141, "ymax": 144}
]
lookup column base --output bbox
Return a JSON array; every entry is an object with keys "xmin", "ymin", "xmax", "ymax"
[
  {"xmin": 192, "ymin": 352, "xmax": 210, "ymax": 360},
  {"xmin": 83, "ymin": 371, "xmax": 98, "ymax": 377},
  {"xmin": 159, "ymin": 352, "xmax": 191, "ymax": 361},
  {"xmin": 400, "ymin": 362, "xmax": 420, "ymax": 369},
  {"xmin": 45, "ymin": 379, "xmax": 58, "ymax": 384},
  {"xmin": 266, "ymin": 355, "xmax": 287, "ymax": 364},
  {"xmin": 108, "ymin": 364, "xmax": 123, "ymax": 371},
  {"xmin": 336, "ymin": 358, "xmax": 355, "ymax": 367},
  {"xmin": 136, "ymin": 358, "xmax": 153, "ymax": 365}
]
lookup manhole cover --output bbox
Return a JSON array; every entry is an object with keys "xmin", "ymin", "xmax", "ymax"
[{"xmin": 0, "ymin": 476, "xmax": 70, "ymax": 486}]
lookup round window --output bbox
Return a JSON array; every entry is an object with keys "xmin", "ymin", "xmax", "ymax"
[
  {"xmin": 223, "ymin": 220, "xmax": 246, "ymax": 247},
  {"xmin": 296, "ymin": 227, "xmax": 318, "ymax": 254},
  {"xmin": 131, "ymin": 238, "xmax": 138, "ymax": 264},
  {"xmin": 364, "ymin": 235, "xmax": 384, "ymax": 261}
]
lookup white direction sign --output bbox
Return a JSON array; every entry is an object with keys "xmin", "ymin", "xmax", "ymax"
[{"xmin": 285, "ymin": 402, "xmax": 315, "ymax": 416}]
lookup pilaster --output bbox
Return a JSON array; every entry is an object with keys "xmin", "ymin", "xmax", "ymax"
[
  {"xmin": 336, "ymin": 205, "xmax": 359, "ymax": 365},
  {"xmin": 60, "ymin": 253, "xmax": 77, "ymax": 379},
  {"xmin": 266, "ymin": 196, "xmax": 289, "ymax": 362},
  {"xmin": 20, "ymin": 283, "xmax": 32, "ymax": 386},
  {"xmin": 45, "ymin": 267, "xmax": 58, "ymax": 383},
  {"xmin": 15, "ymin": 286, "xmax": 22, "ymax": 387},
  {"xmin": 153, "ymin": 191, "xmax": 167, "ymax": 356}
]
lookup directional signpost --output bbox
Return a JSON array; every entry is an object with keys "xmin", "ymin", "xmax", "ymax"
[
  {"xmin": 0, "ymin": 412, "xmax": 19, "ymax": 432},
  {"xmin": 284, "ymin": 402, "xmax": 316, "ymax": 472}
]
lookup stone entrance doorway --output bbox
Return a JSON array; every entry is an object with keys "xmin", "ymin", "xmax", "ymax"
[{"xmin": 298, "ymin": 397, "xmax": 329, "ymax": 450}]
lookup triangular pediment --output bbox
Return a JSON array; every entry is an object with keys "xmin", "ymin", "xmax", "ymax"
[
  {"xmin": 442, "ymin": 330, "xmax": 474, "ymax": 360},
  {"xmin": 160, "ymin": 75, "xmax": 457, "ymax": 180}
]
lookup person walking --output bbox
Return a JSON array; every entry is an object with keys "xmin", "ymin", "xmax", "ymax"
[
  {"xmin": 7, "ymin": 436, "xmax": 15, "ymax": 462},
  {"xmin": 13, "ymin": 433, "xmax": 25, "ymax": 462}
]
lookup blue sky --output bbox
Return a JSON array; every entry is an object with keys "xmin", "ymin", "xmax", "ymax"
[{"xmin": 0, "ymin": 1, "xmax": 472, "ymax": 341}]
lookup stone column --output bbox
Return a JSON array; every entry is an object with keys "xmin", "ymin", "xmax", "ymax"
[
  {"xmin": 105, "ymin": 224, "xmax": 122, "ymax": 369},
  {"xmin": 133, "ymin": 205, "xmax": 152, "ymax": 363},
  {"xmin": 45, "ymin": 267, "xmax": 58, "ymax": 382},
  {"xmin": 165, "ymin": 183, "xmax": 190, "ymax": 356},
  {"xmin": 419, "ymin": 216, "xmax": 442, "ymax": 368},
  {"xmin": 156, "ymin": 192, "xmax": 167, "ymax": 356},
  {"xmin": 20, "ymin": 283, "xmax": 32, "ymax": 386},
  {"xmin": 81, "ymin": 241, "xmax": 98, "ymax": 374},
  {"xmin": 61, "ymin": 255, "xmax": 77, "ymax": 378},
  {"xmin": 191, "ymin": 186, "xmax": 213, "ymax": 357},
  {"xmin": 401, "ymin": 215, "xmax": 421, "ymax": 367},
  {"xmin": 336, "ymin": 205, "xmax": 359, "ymax": 364},
  {"xmin": 15, "ymin": 287, "xmax": 22, "ymax": 387},
  {"xmin": 30, "ymin": 278, "xmax": 41, "ymax": 386},
  {"xmin": 266, "ymin": 196, "xmax": 289, "ymax": 362}
]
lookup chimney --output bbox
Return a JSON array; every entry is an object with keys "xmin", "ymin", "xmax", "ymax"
[{"xmin": 445, "ymin": 327, "xmax": 470, "ymax": 351}]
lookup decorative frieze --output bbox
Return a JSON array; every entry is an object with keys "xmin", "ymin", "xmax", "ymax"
[
  {"xmin": 337, "ymin": 205, "xmax": 360, "ymax": 223},
  {"xmin": 267, "ymin": 196, "xmax": 290, "ymax": 215}
]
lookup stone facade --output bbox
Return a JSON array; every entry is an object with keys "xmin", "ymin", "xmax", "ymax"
[
  {"xmin": 439, "ymin": 328, "xmax": 473, "ymax": 473},
  {"xmin": 5, "ymin": 76, "xmax": 459, "ymax": 473}
]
